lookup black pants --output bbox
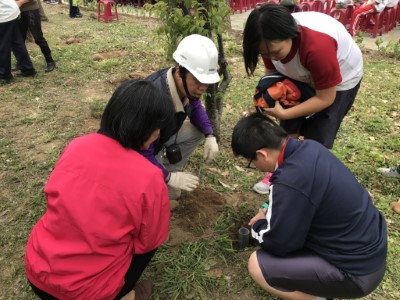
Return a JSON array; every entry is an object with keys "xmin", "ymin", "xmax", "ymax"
[
  {"xmin": 114, "ymin": 250, "xmax": 157, "ymax": 299},
  {"xmin": 15, "ymin": 9, "xmax": 54, "ymax": 64},
  {"xmin": 0, "ymin": 17, "xmax": 35, "ymax": 79},
  {"xmin": 69, "ymin": 0, "xmax": 81, "ymax": 17},
  {"xmin": 29, "ymin": 249, "xmax": 157, "ymax": 300},
  {"xmin": 280, "ymin": 80, "xmax": 362, "ymax": 149}
]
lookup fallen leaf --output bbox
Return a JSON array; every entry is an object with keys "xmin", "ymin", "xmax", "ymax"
[
  {"xmin": 207, "ymin": 167, "xmax": 219, "ymax": 173},
  {"xmin": 234, "ymin": 165, "xmax": 245, "ymax": 172},
  {"xmin": 389, "ymin": 202, "xmax": 400, "ymax": 214},
  {"xmin": 218, "ymin": 180, "xmax": 235, "ymax": 190},
  {"xmin": 220, "ymin": 171, "xmax": 230, "ymax": 177}
]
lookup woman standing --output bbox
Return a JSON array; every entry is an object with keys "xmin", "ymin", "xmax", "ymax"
[{"xmin": 243, "ymin": 4, "xmax": 363, "ymax": 193}]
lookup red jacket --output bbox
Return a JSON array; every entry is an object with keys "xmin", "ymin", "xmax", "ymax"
[{"xmin": 25, "ymin": 133, "xmax": 170, "ymax": 300}]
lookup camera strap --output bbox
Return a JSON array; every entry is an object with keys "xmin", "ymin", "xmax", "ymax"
[
  {"xmin": 179, "ymin": 66, "xmax": 196, "ymax": 102},
  {"xmin": 173, "ymin": 131, "xmax": 178, "ymax": 145}
]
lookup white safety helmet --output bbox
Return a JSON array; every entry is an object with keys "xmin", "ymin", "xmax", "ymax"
[{"xmin": 173, "ymin": 34, "xmax": 220, "ymax": 84}]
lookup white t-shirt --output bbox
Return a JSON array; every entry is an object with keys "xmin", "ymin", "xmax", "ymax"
[
  {"xmin": 263, "ymin": 12, "xmax": 363, "ymax": 91},
  {"xmin": 0, "ymin": 0, "xmax": 20, "ymax": 23}
]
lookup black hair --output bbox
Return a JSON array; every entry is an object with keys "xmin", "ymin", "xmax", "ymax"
[
  {"xmin": 243, "ymin": 3, "xmax": 300, "ymax": 75},
  {"xmin": 176, "ymin": 65, "xmax": 196, "ymax": 101},
  {"xmin": 99, "ymin": 80, "xmax": 175, "ymax": 151},
  {"xmin": 231, "ymin": 113, "xmax": 287, "ymax": 159},
  {"xmin": 178, "ymin": 65, "xmax": 187, "ymax": 79},
  {"xmin": 281, "ymin": 4, "xmax": 296, "ymax": 13}
]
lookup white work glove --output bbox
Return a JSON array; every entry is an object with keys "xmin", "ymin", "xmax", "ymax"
[
  {"xmin": 167, "ymin": 172, "xmax": 199, "ymax": 192},
  {"xmin": 204, "ymin": 135, "xmax": 219, "ymax": 162}
]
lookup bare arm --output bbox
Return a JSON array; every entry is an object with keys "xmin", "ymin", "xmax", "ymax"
[
  {"xmin": 248, "ymin": 208, "xmax": 267, "ymax": 227},
  {"xmin": 265, "ymin": 68, "xmax": 277, "ymax": 74},
  {"xmin": 15, "ymin": 0, "xmax": 30, "ymax": 7}
]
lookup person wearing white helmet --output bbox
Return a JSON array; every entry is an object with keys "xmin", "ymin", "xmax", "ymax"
[{"xmin": 143, "ymin": 34, "xmax": 220, "ymax": 207}]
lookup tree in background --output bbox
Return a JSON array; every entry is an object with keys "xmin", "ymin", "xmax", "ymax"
[{"xmin": 146, "ymin": 0, "xmax": 232, "ymax": 138}]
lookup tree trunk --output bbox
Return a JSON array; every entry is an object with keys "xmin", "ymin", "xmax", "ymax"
[
  {"xmin": 173, "ymin": 0, "xmax": 232, "ymax": 138},
  {"xmin": 205, "ymin": 33, "xmax": 232, "ymax": 139}
]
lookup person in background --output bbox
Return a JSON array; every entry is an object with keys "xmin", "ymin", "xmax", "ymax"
[
  {"xmin": 0, "ymin": 0, "xmax": 36, "ymax": 84},
  {"xmin": 232, "ymin": 113, "xmax": 387, "ymax": 300},
  {"xmin": 69, "ymin": 0, "xmax": 82, "ymax": 18},
  {"xmin": 25, "ymin": 80, "xmax": 175, "ymax": 300},
  {"xmin": 243, "ymin": 4, "xmax": 363, "ymax": 195},
  {"xmin": 144, "ymin": 34, "xmax": 220, "ymax": 209},
  {"xmin": 45, "ymin": 0, "xmax": 59, "ymax": 4},
  {"xmin": 37, "ymin": 0, "xmax": 48, "ymax": 21},
  {"xmin": 13, "ymin": 0, "xmax": 56, "ymax": 72},
  {"xmin": 348, "ymin": 0, "xmax": 399, "ymax": 36},
  {"xmin": 335, "ymin": 0, "xmax": 354, "ymax": 9}
]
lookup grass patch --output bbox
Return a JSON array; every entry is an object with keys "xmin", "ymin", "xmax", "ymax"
[{"xmin": 0, "ymin": 3, "xmax": 399, "ymax": 300}]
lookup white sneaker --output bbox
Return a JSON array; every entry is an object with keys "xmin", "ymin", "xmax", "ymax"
[
  {"xmin": 377, "ymin": 167, "xmax": 400, "ymax": 179},
  {"xmin": 253, "ymin": 181, "xmax": 270, "ymax": 195}
]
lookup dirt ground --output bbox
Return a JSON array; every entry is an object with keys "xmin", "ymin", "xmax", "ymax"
[
  {"xmin": 168, "ymin": 188, "xmax": 262, "ymax": 247},
  {"xmin": 4, "ymin": 4, "xmax": 398, "ymax": 299},
  {"xmin": 0, "ymin": 16, "xmax": 264, "ymax": 300}
]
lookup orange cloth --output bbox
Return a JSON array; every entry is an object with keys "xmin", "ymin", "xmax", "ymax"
[{"xmin": 253, "ymin": 79, "xmax": 303, "ymax": 109}]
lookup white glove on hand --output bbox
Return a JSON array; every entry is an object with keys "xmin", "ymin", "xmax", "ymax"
[
  {"xmin": 204, "ymin": 135, "xmax": 219, "ymax": 162},
  {"xmin": 167, "ymin": 172, "xmax": 199, "ymax": 192}
]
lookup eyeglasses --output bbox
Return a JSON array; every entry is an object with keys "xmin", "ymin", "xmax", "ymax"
[{"xmin": 246, "ymin": 157, "xmax": 256, "ymax": 169}]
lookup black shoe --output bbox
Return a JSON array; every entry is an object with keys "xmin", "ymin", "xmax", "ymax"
[
  {"xmin": 45, "ymin": 62, "xmax": 56, "ymax": 73},
  {"xmin": 70, "ymin": 13, "xmax": 83, "ymax": 18},
  {"xmin": 17, "ymin": 68, "xmax": 37, "ymax": 77},
  {"xmin": 0, "ymin": 75, "xmax": 14, "ymax": 85}
]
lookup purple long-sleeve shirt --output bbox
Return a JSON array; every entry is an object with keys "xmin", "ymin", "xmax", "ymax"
[{"xmin": 141, "ymin": 67, "xmax": 213, "ymax": 179}]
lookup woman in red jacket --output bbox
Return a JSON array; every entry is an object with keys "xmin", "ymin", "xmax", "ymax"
[{"xmin": 25, "ymin": 80, "xmax": 175, "ymax": 300}]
